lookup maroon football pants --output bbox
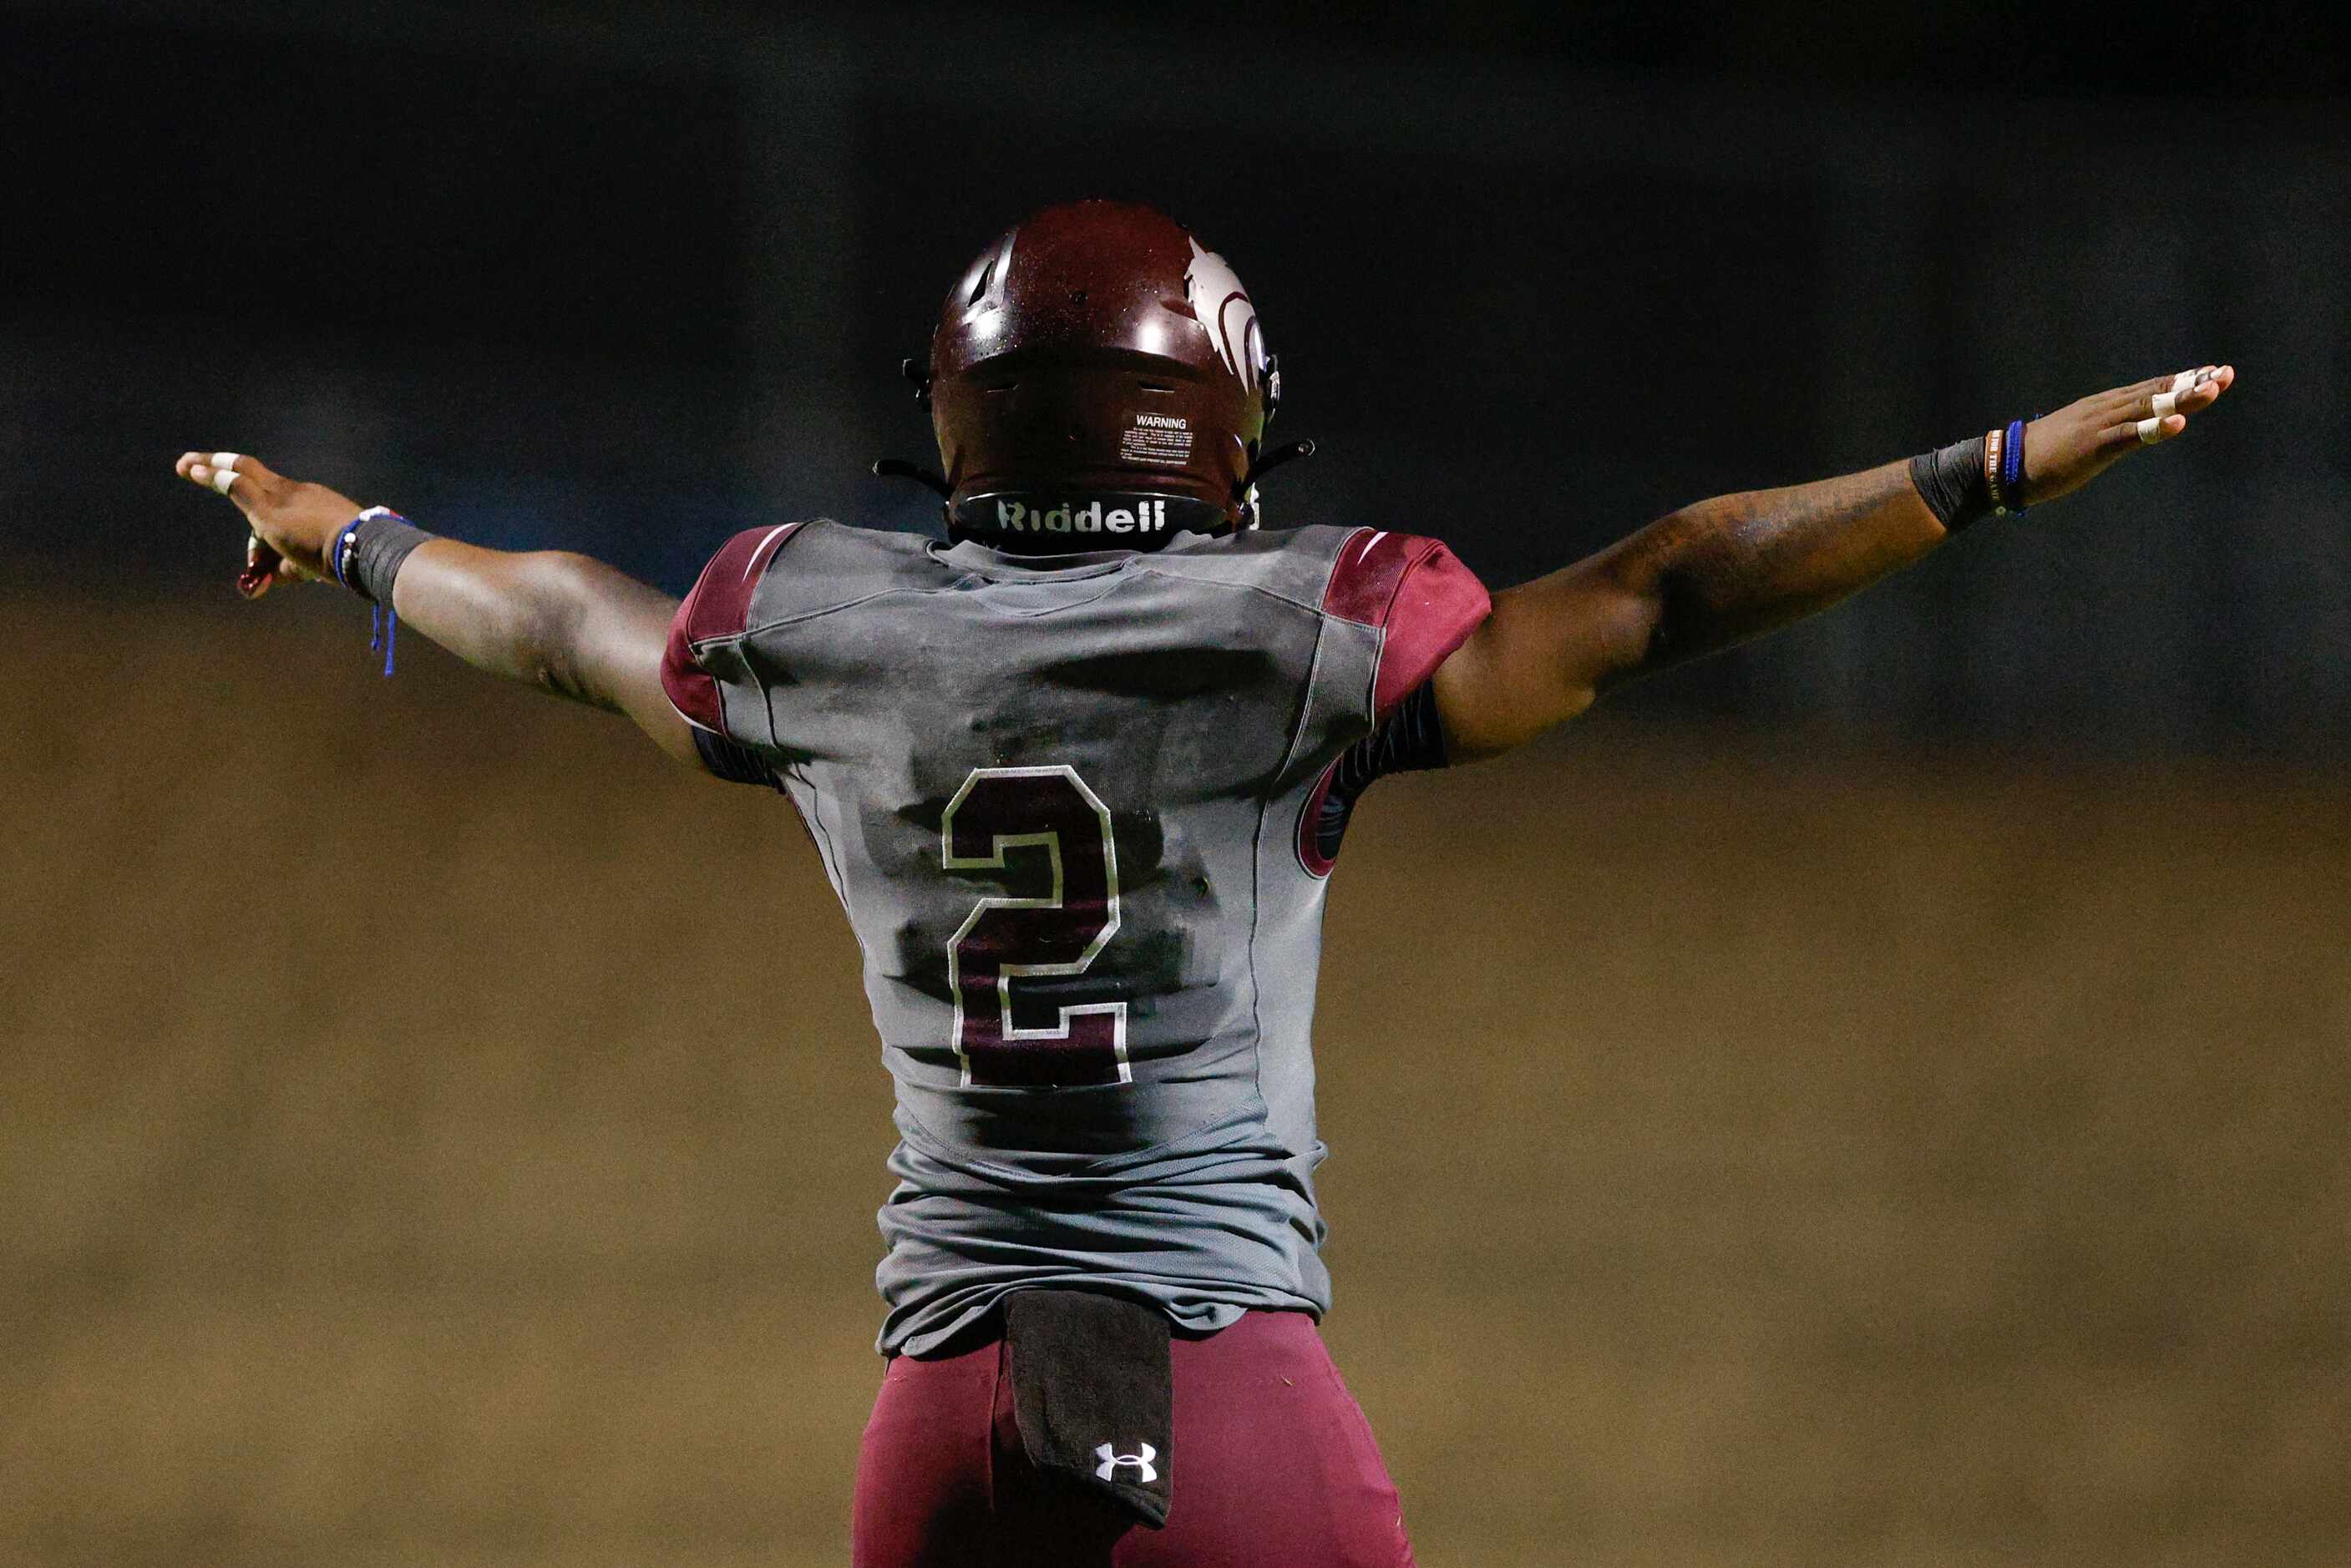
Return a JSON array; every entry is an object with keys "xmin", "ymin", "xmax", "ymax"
[{"xmin": 852, "ymin": 1308, "xmax": 1416, "ymax": 1567}]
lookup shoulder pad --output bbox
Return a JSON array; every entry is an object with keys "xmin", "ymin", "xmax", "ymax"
[{"xmin": 1320, "ymin": 529, "xmax": 1491, "ymax": 718}]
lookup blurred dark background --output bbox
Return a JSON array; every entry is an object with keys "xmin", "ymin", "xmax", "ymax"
[
  {"xmin": 5, "ymin": 4, "xmax": 2347, "ymax": 1566},
  {"xmin": 8, "ymin": 0, "xmax": 2348, "ymax": 746}
]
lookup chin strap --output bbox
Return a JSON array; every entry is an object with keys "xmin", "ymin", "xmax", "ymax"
[
  {"xmin": 872, "ymin": 458, "xmax": 952, "ymax": 500},
  {"xmin": 1234, "ymin": 438, "xmax": 1317, "ymax": 530}
]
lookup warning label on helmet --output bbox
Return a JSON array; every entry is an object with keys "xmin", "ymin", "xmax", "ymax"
[{"xmin": 1120, "ymin": 415, "xmax": 1193, "ymax": 468}]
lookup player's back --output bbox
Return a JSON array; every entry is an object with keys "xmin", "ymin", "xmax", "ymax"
[{"xmin": 661, "ymin": 520, "xmax": 1487, "ymax": 1353}]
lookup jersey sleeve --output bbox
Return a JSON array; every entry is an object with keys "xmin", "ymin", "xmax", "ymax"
[
  {"xmin": 661, "ymin": 522, "xmax": 806, "ymax": 783},
  {"xmin": 1297, "ymin": 529, "xmax": 1492, "ymax": 877},
  {"xmin": 1318, "ymin": 528, "xmax": 1492, "ymax": 723}
]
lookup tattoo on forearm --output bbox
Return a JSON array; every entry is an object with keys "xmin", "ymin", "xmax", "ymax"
[{"xmin": 1622, "ymin": 462, "xmax": 1933, "ymax": 670}]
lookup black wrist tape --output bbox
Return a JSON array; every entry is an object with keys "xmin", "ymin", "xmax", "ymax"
[
  {"xmin": 347, "ymin": 514, "xmax": 435, "ymax": 604},
  {"xmin": 1908, "ymin": 436, "xmax": 1992, "ymax": 533}
]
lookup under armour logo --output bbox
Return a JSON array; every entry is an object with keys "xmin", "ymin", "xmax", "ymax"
[{"xmin": 1093, "ymin": 1441, "xmax": 1158, "ymax": 1484}]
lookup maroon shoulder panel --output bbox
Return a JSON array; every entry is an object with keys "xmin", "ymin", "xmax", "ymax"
[
  {"xmin": 660, "ymin": 522, "xmax": 804, "ymax": 737},
  {"xmin": 1320, "ymin": 528, "xmax": 1492, "ymax": 719}
]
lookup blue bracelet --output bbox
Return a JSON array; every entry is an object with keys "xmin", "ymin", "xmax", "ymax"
[
  {"xmin": 332, "ymin": 505, "xmax": 413, "ymax": 677},
  {"xmin": 1999, "ymin": 417, "xmax": 2028, "ymax": 514},
  {"xmin": 327, "ymin": 515, "xmax": 367, "ymax": 589}
]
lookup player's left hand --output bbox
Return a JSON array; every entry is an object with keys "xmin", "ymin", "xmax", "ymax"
[
  {"xmin": 2020, "ymin": 363, "xmax": 2236, "ymax": 506},
  {"xmin": 175, "ymin": 450, "xmax": 363, "ymax": 598}
]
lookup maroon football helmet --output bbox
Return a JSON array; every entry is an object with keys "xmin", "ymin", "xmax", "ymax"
[{"xmin": 886, "ymin": 200, "xmax": 1310, "ymax": 553}]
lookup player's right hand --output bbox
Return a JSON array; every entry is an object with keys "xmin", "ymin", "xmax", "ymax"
[{"xmin": 175, "ymin": 451, "xmax": 363, "ymax": 594}]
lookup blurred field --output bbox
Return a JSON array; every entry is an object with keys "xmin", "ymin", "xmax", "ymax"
[{"xmin": 3, "ymin": 595, "xmax": 2346, "ymax": 1568}]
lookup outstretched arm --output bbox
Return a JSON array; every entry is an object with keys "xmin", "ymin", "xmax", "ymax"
[
  {"xmin": 1431, "ymin": 364, "xmax": 2237, "ymax": 761},
  {"xmin": 175, "ymin": 451, "xmax": 699, "ymax": 767}
]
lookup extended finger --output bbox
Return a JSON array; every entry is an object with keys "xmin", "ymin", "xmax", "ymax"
[
  {"xmin": 180, "ymin": 449, "xmax": 281, "ymax": 501},
  {"xmin": 2092, "ymin": 367, "xmax": 2204, "ymax": 424},
  {"xmin": 2104, "ymin": 372, "xmax": 2176, "ymax": 412},
  {"xmin": 2110, "ymin": 412, "xmax": 2189, "ymax": 447},
  {"xmin": 2095, "ymin": 367, "xmax": 2210, "ymax": 445},
  {"xmin": 2143, "ymin": 366, "xmax": 2217, "ymax": 421},
  {"xmin": 2143, "ymin": 363, "xmax": 2237, "ymax": 438},
  {"xmin": 179, "ymin": 450, "xmax": 236, "ymax": 493},
  {"xmin": 183, "ymin": 452, "xmax": 247, "ymax": 498}
]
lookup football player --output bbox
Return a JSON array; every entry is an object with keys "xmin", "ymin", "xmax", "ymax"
[{"xmin": 179, "ymin": 200, "xmax": 2232, "ymax": 1568}]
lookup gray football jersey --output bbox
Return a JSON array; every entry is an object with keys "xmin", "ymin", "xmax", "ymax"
[{"xmin": 661, "ymin": 521, "xmax": 1488, "ymax": 1353}]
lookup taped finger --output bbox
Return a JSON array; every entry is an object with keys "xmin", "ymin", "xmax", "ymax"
[
  {"xmin": 2151, "ymin": 390, "xmax": 2178, "ymax": 418},
  {"xmin": 210, "ymin": 465, "xmax": 240, "ymax": 496},
  {"xmin": 2136, "ymin": 416, "xmax": 2165, "ymax": 444}
]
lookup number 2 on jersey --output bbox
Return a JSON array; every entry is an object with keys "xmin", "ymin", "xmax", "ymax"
[{"xmin": 940, "ymin": 765, "xmax": 1128, "ymax": 1088}]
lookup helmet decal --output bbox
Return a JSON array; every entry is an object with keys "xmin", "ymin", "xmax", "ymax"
[
  {"xmin": 1184, "ymin": 240, "xmax": 1262, "ymax": 397},
  {"xmin": 957, "ymin": 231, "xmax": 1016, "ymax": 330}
]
